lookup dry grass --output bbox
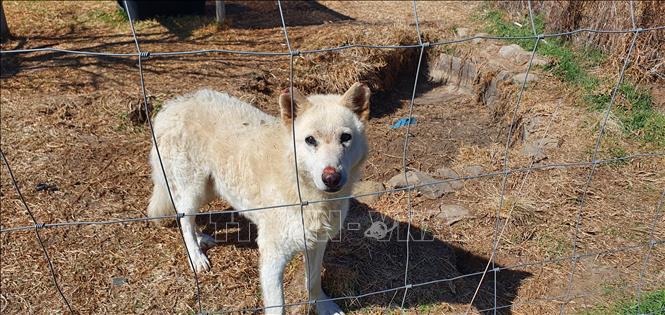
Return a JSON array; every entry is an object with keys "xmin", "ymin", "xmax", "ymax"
[
  {"xmin": 495, "ymin": 0, "xmax": 665, "ymax": 83},
  {"xmin": 1, "ymin": 1, "xmax": 664, "ymax": 314},
  {"xmin": 293, "ymin": 25, "xmax": 419, "ymax": 95}
]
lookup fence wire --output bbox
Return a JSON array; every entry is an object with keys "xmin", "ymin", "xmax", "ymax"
[
  {"xmin": 209, "ymin": 240, "xmax": 664, "ymax": 314},
  {"xmin": 561, "ymin": 2, "xmax": 641, "ymax": 313},
  {"xmin": 0, "ymin": 149, "xmax": 74, "ymax": 312},
  {"xmin": 397, "ymin": 1, "xmax": 426, "ymax": 311},
  {"xmin": 276, "ymin": 1, "xmax": 313, "ymax": 312},
  {"xmin": 1, "ymin": 153, "xmax": 662, "ymax": 234},
  {"xmin": 122, "ymin": 1, "xmax": 205, "ymax": 312},
  {"xmin": 1, "ymin": 1, "xmax": 664, "ymax": 314},
  {"xmin": 635, "ymin": 189, "xmax": 665, "ymax": 314},
  {"xmin": 3, "ymin": 27, "xmax": 665, "ymax": 58}
]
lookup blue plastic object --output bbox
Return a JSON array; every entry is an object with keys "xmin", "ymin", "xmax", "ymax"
[{"xmin": 389, "ymin": 117, "xmax": 416, "ymax": 129}]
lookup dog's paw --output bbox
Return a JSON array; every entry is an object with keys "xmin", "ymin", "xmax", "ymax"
[
  {"xmin": 196, "ymin": 233, "xmax": 218, "ymax": 250},
  {"xmin": 189, "ymin": 250, "xmax": 211, "ymax": 273},
  {"xmin": 315, "ymin": 299, "xmax": 345, "ymax": 315}
]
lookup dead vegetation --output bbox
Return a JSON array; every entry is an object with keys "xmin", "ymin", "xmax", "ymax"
[
  {"xmin": 1, "ymin": 1, "xmax": 664, "ymax": 315},
  {"xmin": 495, "ymin": 0, "xmax": 665, "ymax": 83},
  {"xmin": 291, "ymin": 25, "xmax": 420, "ymax": 96}
]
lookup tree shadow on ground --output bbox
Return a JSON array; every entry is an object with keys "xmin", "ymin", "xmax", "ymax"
[
  {"xmin": 138, "ymin": 1, "xmax": 354, "ymax": 38},
  {"xmin": 0, "ymin": 30, "xmax": 178, "ymax": 81},
  {"xmin": 197, "ymin": 200, "xmax": 531, "ymax": 314},
  {"xmin": 221, "ymin": 1, "xmax": 353, "ymax": 30}
]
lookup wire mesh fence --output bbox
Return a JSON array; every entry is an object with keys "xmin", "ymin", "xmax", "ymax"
[{"xmin": 1, "ymin": 0, "xmax": 664, "ymax": 314}]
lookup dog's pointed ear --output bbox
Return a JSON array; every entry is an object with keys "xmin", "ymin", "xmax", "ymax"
[
  {"xmin": 340, "ymin": 82, "xmax": 371, "ymax": 122},
  {"xmin": 279, "ymin": 87, "xmax": 311, "ymax": 124}
]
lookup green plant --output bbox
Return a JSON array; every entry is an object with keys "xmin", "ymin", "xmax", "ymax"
[
  {"xmin": 587, "ymin": 84, "xmax": 665, "ymax": 147},
  {"xmin": 625, "ymin": 290, "xmax": 665, "ymax": 314},
  {"xmin": 607, "ymin": 146, "xmax": 627, "ymax": 159},
  {"xmin": 89, "ymin": 8, "xmax": 128, "ymax": 26},
  {"xmin": 417, "ymin": 303, "xmax": 437, "ymax": 314},
  {"xmin": 483, "ymin": 9, "xmax": 601, "ymax": 89},
  {"xmin": 483, "ymin": 8, "xmax": 665, "ymax": 148},
  {"xmin": 581, "ymin": 289, "xmax": 665, "ymax": 315}
]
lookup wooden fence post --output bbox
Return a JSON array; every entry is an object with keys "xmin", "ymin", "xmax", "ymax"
[{"xmin": 215, "ymin": 0, "xmax": 225, "ymax": 26}]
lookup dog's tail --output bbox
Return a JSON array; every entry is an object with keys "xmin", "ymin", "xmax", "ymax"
[{"xmin": 147, "ymin": 171, "xmax": 176, "ymax": 227}]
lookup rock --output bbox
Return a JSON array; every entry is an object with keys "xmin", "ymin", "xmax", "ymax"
[
  {"xmin": 499, "ymin": 44, "xmax": 527, "ymax": 60},
  {"xmin": 438, "ymin": 204, "xmax": 471, "ymax": 225},
  {"xmin": 516, "ymin": 55, "xmax": 532, "ymax": 65},
  {"xmin": 435, "ymin": 167, "xmax": 457, "ymax": 178},
  {"xmin": 429, "ymin": 54, "xmax": 479, "ymax": 90},
  {"xmin": 496, "ymin": 46, "xmax": 548, "ymax": 66},
  {"xmin": 386, "ymin": 170, "xmax": 454, "ymax": 200},
  {"xmin": 499, "ymin": 44, "xmax": 544, "ymax": 65},
  {"xmin": 531, "ymin": 56, "xmax": 550, "ymax": 66},
  {"xmin": 463, "ymin": 165, "xmax": 485, "ymax": 177},
  {"xmin": 352, "ymin": 180, "xmax": 385, "ymax": 204},
  {"xmin": 472, "ymin": 33, "xmax": 488, "ymax": 44},
  {"xmin": 456, "ymin": 27, "xmax": 470, "ymax": 38},
  {"xmin": 512, "ymin": 73, "xmax": 539, "ymax": 85},
  {"xmin": 499, "ymin": 44, "xmax": 524, "ymax": 57},
  {"xmin": 435, "ymin": 167, "xmax": 463, "ymax": 190},
  {"xmin": 482, "ymin": 70, "xmax": 511, "ymax": 110},
  {"xmin": 522, "ymin": 137, "xmax": 560, "ymax": 162},
  {"xmin": 112, "ymin": 277, "xmax": 128, "ymax": 286},
  {"xmin": 523, "ymin": 115, "xmax": 546, "ymax": 141}
]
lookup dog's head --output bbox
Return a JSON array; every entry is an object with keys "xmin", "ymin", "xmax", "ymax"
[{"xmin": 279, "ymin": 83, "xmax": 370, "ymax": 194}]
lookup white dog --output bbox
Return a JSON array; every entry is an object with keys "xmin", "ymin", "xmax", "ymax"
[{"xmin": 147, "ymin": 83, "xmax": 370, "ymax": 314}]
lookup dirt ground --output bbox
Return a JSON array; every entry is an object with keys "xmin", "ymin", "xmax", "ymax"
[{"xmin": 1, "ymin": 1, "xmax": 664, "ymax": 314}]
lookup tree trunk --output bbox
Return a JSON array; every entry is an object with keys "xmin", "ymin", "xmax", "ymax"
[{"xmin": 0, "ymin": 1, "xmax": 11, "ymax": 43}]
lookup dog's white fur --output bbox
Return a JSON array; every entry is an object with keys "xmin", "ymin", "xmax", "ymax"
[{"xmin": 147, "ymin": 83, "xmax": 370, "ymax": 315}]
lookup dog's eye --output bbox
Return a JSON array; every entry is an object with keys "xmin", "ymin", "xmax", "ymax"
[
  {"xmin": 305, "ymin": 136, "xmax": 317, "ymax": 146},
  {"xmin": 340, "ymin": 133, "xmax": 352, "ymax": 143}
]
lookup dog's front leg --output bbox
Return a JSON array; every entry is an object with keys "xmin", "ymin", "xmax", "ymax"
[
  {"xmin": 305, "ymin": 241, "xmax": 345, "ymax": 315},
  {"xmin": 177, "ymin": 201, "xmax": 211, "ymax": 273},
  {"xmin": 258, "ymin": 242, "xmax": 293, "ymax": 315}
]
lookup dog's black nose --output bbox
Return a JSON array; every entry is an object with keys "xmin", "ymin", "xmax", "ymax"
[{"xmin": 322, "ymin": 167, "xmax": 341, "ymax": 189}]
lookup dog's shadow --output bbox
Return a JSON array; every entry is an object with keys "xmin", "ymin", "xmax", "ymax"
[
  {"xmin": 197, "ymin": 201, "xmax": 531, "ymax": 314},
  {"xmin": 323, "ymin": 202, "xmax": 531, "ymax": 314},
  {"xmin": 197, "ymin": 209, "xmax": 258, "ymax": 249}
]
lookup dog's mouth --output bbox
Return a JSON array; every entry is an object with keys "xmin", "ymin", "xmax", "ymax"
[{"xmin": 323, "ymin": 186, "xmax": 342, "ymax": 193}]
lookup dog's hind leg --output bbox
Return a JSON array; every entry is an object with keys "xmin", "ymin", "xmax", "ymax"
[
  {"xmin": 147, "ymin": 162, "xmax": 176, "ymax": 227},
  {"xmin": 194, "ymin": 180, "xmax": 218, "ymax": 250},
  {"xmin": 306, "ymin": 241, "xmax": 345, "ymax": 315}
]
